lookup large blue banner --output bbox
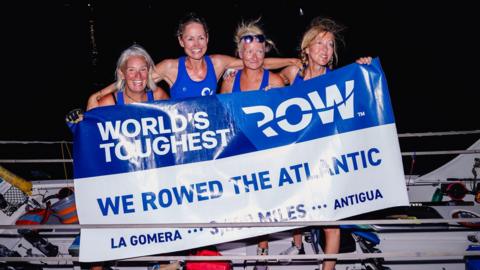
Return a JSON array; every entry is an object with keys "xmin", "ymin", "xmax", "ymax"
[
  {"xmin": 74, "ymin": 59, "xmax": 394, "ymax": 178},
  {"xmin": 72, "ymin": 58, "xmax": 408, "ymax": 261}
]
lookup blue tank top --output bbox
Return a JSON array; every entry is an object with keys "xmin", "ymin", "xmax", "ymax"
[
  {"xmin": 292, "ymin": 67, "xmax": 330, "ymax": 85},
  {"xmin": 232, "ymin": 69, "xmax": 270, "ymax": 92},
  {"xmin": 116, "ymin": 90, "xmax": 154, "ymax": 105},
  {"xmin": 170, "ymin": 55, "xmax": 217, "ymax": 99}
]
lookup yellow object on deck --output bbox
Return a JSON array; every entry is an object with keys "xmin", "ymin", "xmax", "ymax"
[{"xmin": 0, "ymin": 165, "xmax": 32, "ymax": 195}]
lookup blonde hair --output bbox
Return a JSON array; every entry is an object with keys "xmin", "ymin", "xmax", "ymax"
[
  {"xmin": 234, "ymin": 18, "xmax": 277, "ymax": 56},
  {"xmin": 299, "ymin": 17, "xmax": 345, "ymax": 76},
  {"xmin": 115, "ymin": 44, "xmax": 157, "ymax": 91}
]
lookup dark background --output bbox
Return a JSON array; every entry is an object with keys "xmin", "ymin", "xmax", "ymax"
[{"xmin": 1, "ymin": 1, "xmax": 478, "ymax": 179}]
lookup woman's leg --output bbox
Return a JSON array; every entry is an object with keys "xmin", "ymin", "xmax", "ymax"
[{"xmin": 322, "ymin": 226, "xmax": 340, "ymax": 270}]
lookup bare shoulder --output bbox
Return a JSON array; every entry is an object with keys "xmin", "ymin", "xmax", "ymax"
[
  {"xmin": 269, "ymin": 71, "xmax": 286, "ymax": 87},
  {"xmin": 280, "ymin": 65, "xmax": 300, "ymax": 84},
  {"xmin": 152, "ymin": 87, "xmax": 169, "ymax": 100},
  {"xmin": 283, "ymin": 65, "xmax": 300, "ymax": 74},
  {"xmin": 208, "ymin": 54, "xmax": 240, "ymax": 80},
  {"xmin": 154, "ymin": 58, "xmax": 179, "ymax": 85}
]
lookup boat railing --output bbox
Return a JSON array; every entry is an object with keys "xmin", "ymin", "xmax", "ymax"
[
  {"xmin": 1, "ymin": 130, "xmax": 480, "ymax": 165},
  {"xmin": 0, "ymin": 217, "xmax": 479, "ymax": 263},
  {"xmin": 1, "ymin": 130, "xmax": 480, "ymax": 265}
]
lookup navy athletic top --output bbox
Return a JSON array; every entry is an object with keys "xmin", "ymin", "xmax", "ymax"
[
  {"xmin": 292, "ymin": 67, "xmax": 330, "ymax": 85},
  {"xmin": 232, "ymin": 69, "xmax": 270, "ymax": 92},
  {"xmin": 170, "ymin": 55, "xmax": 217, "ymax": 99},
  {"xmin": 116, "ymin": 90, "xmax": 154, "ymax": 105}
]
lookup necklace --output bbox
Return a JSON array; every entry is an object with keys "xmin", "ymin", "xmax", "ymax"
[{"xmin": 124, "ymin": 91, "xmax": 143, "ymax": 103}]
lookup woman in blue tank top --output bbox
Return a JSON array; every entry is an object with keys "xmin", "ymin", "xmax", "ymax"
[
  {"xmin": 91, "ymin": 45, "xmax": 168, "ymax": 109},
  {"xmin": 281, "ymin": 17, "xmax": 371, "ymax": 86},
  {"xmin": 87, "ymin": 13, "xmax": 299, "ymax": 108},
  {"xmin": 155, "ymin": 13, "xmax": 296, "ymax": 100},
  {"xmin": 219, "ymin": 19, "xmax": 284, "ymax": 94},
  {"xmin": 70, "ymin": 44, "xmax": 169, "ymax": 270},
  {"xmin": 219, "ymin": 19, "xmax": 285, "ymax": 270},
  {"xmin": 277, "ymin": 17, "xmax": 371, "ymax": 270}
]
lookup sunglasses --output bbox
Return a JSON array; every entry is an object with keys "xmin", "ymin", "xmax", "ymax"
[{"xmin": 240, "ymin": 34, "xmax": 266, "ymax": 43}]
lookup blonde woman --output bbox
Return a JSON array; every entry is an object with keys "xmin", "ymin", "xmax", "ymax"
[
  {"xmin": 220, "ymin": 19, "xmax": 284, "ymax": 94},
  {"xmin": 220, "ymin": 19, "xmax": 285, "ymax": 270},
  {"xmin": 279, "ymin": 17, "xmax": 371, "ymax": 270}
]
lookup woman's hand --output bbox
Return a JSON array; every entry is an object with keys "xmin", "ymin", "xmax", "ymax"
[{"xmin": 356, "ymin": 56, "xmax": 372, "ymax": 65}]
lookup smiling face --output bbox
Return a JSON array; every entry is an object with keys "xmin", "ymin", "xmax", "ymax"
[
  {"xmin": 239, "ymin": 40, "xmax": 265, "ymax": 70},
  {"xmin": 178, "ymin": 22, "xmax": 208, "ymax": 60},
  {"xmin": 120, "ymin": 55, "xmax": 148, "ymax": 93},
  {"xmin": 305, "ymin": 31, "xmax": 335, "ymax": 67}
]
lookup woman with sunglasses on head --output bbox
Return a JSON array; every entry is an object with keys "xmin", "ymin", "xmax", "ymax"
[
  {"xmin": 86, "ymin": 12, "xmax": 298, "ymax": 110},
  {"xmin": 278, "ymin": 17, "xmax": 371, "ymax": 270},
  {"xmin": 219, "ymin": 19, "xmax": 284, "ymax": 270},
  {"xmin": 219, "ymin": 19, "xmax": 285, "ymax": 94}
]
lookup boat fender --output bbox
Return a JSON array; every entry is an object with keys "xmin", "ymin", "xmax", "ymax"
[{"xmin": 0, "ymin": 165, "xmax": 32, "ymax": 195}]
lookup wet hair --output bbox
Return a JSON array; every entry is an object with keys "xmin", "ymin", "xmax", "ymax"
[
  {"xmin": 115, "ymin": 44, "xmax": 157, "ymax": 91},
  {"xmin": 176, "ymin": 12, "xmax": 209, "ymax": 38},
  {"xmin": 299, "ymin": 17, "xmax": 345, "ymax": 75},
  {"xmin": 234, "ymin": 18, "xmax": 277, "ymax": 56}
]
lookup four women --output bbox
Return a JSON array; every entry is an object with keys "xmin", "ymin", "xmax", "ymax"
[{"xmin": 76, "ymin": 13, "xmax": 372, "ymax": 270}]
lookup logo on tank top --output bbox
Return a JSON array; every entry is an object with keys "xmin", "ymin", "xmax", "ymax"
[{"xmin": 201, "ymin": 87, "xmax": 214, "ymax": 96}]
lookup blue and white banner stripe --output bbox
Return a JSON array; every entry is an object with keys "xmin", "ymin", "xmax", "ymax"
[
  {"xmin": 74, "ymin": 59, "xmax": 393, "ymax": 178},
  {"xmin": 72, "ymin": 58, "xmax": 408, "ymax": 262}
]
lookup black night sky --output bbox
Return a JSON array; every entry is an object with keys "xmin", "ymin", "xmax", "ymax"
[{"xmin": 1, "ymin": 1, "xmax": 478, "ymax": 178}]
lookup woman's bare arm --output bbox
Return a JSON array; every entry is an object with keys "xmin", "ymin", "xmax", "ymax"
[
  {"xmin": 219, "ymin": 74, "xmax": 235, "ymax": 94},
  {"xmin": 86, "ymin": 84, "xmax": 117, "ymax": 111},
  {"xmin": 264, "ymin": 58, "xmax": 301, "ymax": 71}
]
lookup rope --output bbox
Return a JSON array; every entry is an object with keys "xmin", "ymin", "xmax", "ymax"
[
  {"xmin": 0, "ymin": 140, "xmax": 72, "ymax": 144},
  {"xmin": 0, "ymin": 130, "xmax": 477, "ymax": 163},
  {"xmin": 1, "ymin": 250, "xmax": 479, "ymax": 262},
  {"xmin": 65, "ymin": 142, "xmax": 73, "ymax": 160},
  {"xmin": 0, "ymin": 130, "xmax": 478, "ymax": 145},
  {"xmin": 0, "ymin": 159, "xmax": 72, "ymax": 163},
  {"xmin": 0, "ymin": 148, "xmax": 478, "ymax": 163},
  {"xmin": 406, "ymin": 152, "xmax": 416, "ymax": 186},
  {"xmin": 1, "ymin": 218, "xmax": 479, "ymax": 230},
  {"xmin": 61, "ymin": 142, "xmax": 68, "ymax": 180},
  {"xmin": 398, "ymin": 129, "xmax": 480, "ymax": 137},
  {"xmin": 401, "ymin": 149, "xmax": 480, "ymax": 156}
]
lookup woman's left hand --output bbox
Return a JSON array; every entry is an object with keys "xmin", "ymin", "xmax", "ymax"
[{"xmin": 356, "ymin": 56, "xmax": 372, "ymax": 65}]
